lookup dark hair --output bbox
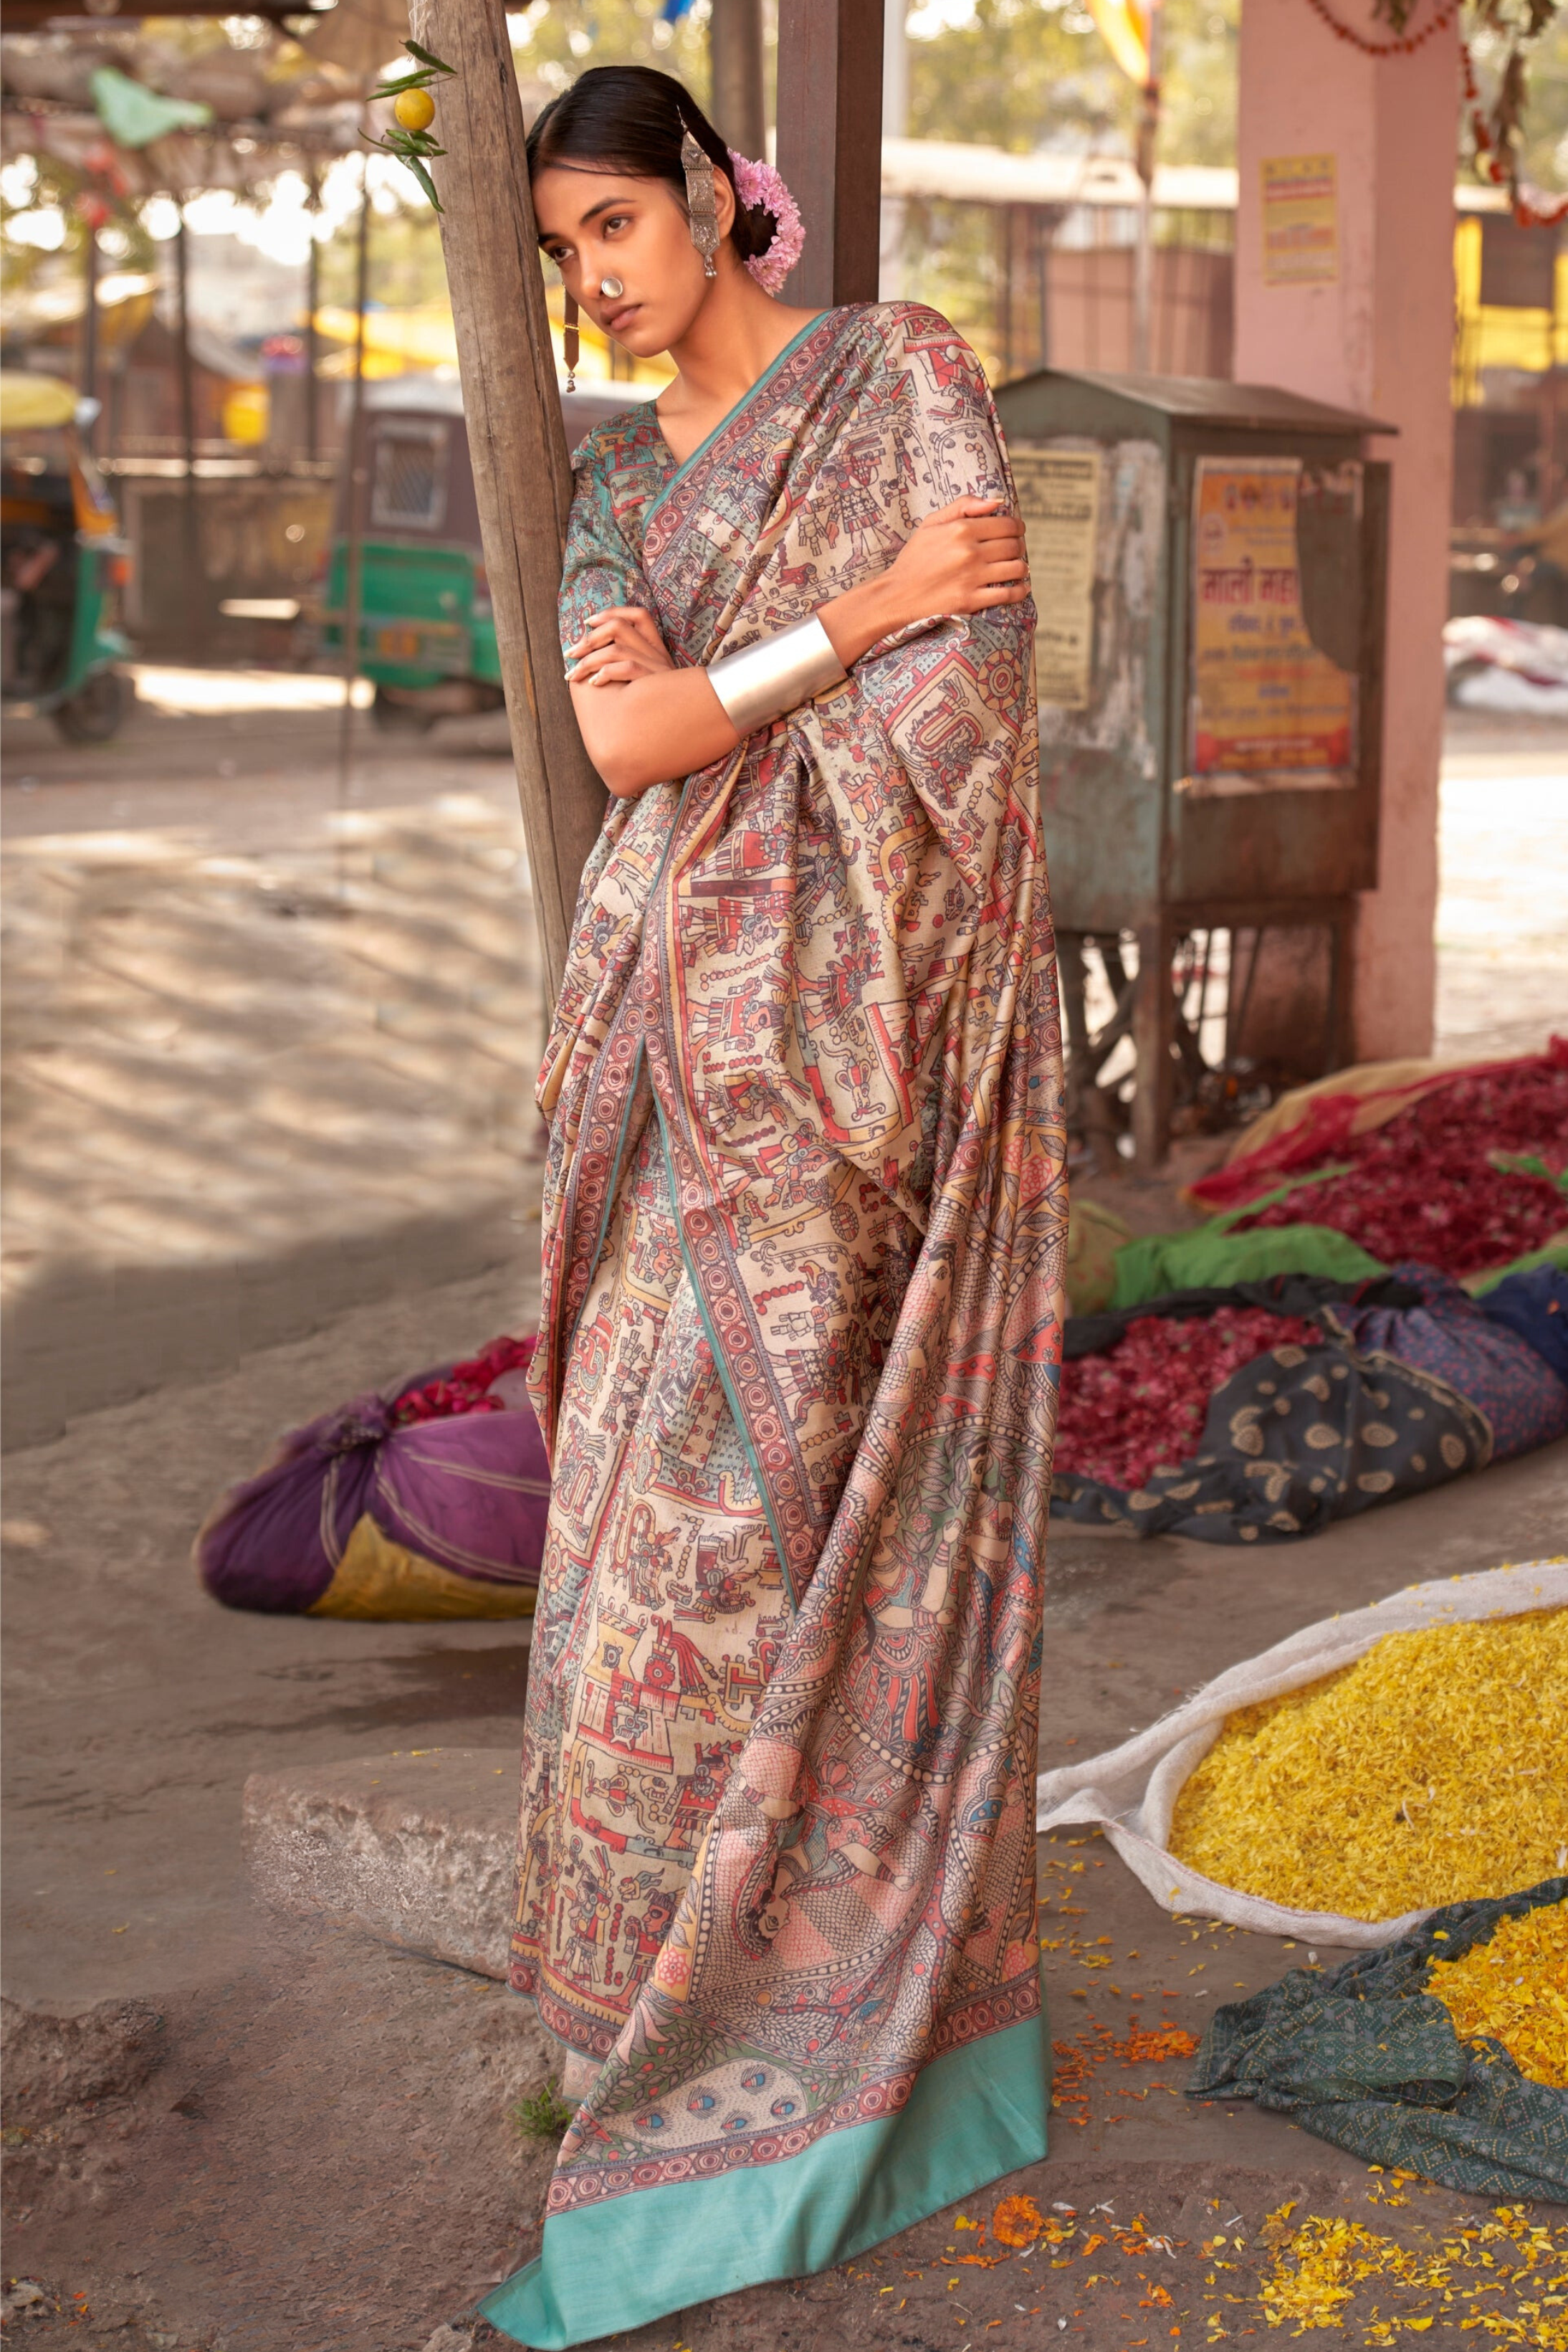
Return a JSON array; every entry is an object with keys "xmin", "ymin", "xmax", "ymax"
[{"xmin": 525, "ymin": 65, "xmax": 778, "ymax": 269}]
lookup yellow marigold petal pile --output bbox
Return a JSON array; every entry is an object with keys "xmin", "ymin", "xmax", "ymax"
[
  {"xmin": 1425, "ymin": 1899, "xmax": 1568, "ymax": 2087},
  {"xmin": 1168, "ymin": 1609, "xmax": 1568, "ymax": 1918}
]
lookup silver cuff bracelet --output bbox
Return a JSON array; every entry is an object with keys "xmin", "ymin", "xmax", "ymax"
[{"xmin": 706, "ymin": 614, "xmax": 848, "ymax": 736}]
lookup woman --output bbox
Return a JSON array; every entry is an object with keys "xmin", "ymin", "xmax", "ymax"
[{"xmin": 486, "ymin": 65, "xmax": 1066, "ymax": 2349}]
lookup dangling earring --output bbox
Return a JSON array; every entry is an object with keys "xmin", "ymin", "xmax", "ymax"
[
  {"xmin": 680, "ymin": 126, "xmax": 720, "ymax": 279},
  {"xmin": 563, "ymin": 289, "xmax": 579, "ymax": 392}
]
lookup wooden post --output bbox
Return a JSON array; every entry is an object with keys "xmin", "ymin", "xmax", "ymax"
[
  {"xmin": 407, "ymin": 0, "xmax": 606, "ymax": 1001},
  {"xmin": 173, "ymin": 203, "xmax": 204, "ymax": 655},
  {"xmin": 80, "ymin": 217, "xmax": 100, "ymax": 447},
  {"xmin": 305, "ymin": 166, "xmax": 321, "ymax": 466},
  {"xmin": 1131, "ymin": 915, "xmax": 1175, "ymax": 1172},
  {"xmin": 775, "ymin": 0, "xmax": 886, "ymax": 309},
  {"xmin": 335, "ymin": 157, "xmax": 371, "ymax": 887},
  {"xmin": 709, "ymin": 0, "xmax": 765, "ymax": 158}
]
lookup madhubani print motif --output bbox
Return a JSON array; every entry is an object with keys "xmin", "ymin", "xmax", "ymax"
[
  {"xmin": 514, "ymin": 303, "xmax": 1068, "ymax": 2215},
  {"xmin": 515, "ymin": 1112, "xmax": 796, "ymax": 2055}
]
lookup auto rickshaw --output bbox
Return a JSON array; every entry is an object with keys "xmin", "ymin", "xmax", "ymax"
[
  {"xmin": 315, "ymin": 376, "xmax": 644, "ymax": 732},
  {"xmin": 1, "ymin": 371, "xmax": 132, "ymax": 741}
]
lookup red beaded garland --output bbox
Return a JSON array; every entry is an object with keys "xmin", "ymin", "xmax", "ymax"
[
  {"xmin": 1296, "ymin": 0, "xmax": 1568, "ymax": 231},
  {"xmin": 1301, "ymin": 0, "xmax": 1455, "ymax": 55}
]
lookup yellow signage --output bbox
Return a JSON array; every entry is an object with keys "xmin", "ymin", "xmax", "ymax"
[{"xmin": 1261, "ymin": 153, "xmax": 1339, "ymax": 287}]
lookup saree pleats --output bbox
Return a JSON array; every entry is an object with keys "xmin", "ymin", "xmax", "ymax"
[{"xmin": 488, "ymin": 303, "xmax": 1067, "ymax": 2346}]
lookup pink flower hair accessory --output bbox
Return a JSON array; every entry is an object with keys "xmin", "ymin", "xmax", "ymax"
[{"xmin": 727, "ymin": 148, "xmax": 805, "ymax": 294}]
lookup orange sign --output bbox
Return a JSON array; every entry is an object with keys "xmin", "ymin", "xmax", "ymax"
[{"xmin": 1190, "ymin": 458, "xmax": 1356, "ymax": 784}]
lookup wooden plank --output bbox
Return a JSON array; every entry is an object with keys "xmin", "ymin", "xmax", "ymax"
[
  {"xmin": 775, "ymin": 0, "xmax": 886, "ymax": 309},
  {"xmin": 407, "ymin": 0, "xmax": 606, "ymax": 1001}
]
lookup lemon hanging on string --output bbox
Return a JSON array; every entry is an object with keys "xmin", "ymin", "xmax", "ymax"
[
  {"xmin": 365, "ymin": 39, "xmax": 455, "ymax": 212},
  {"xmin": 394, "ymin": 85, "xmax": 436, "ymax": 133}
]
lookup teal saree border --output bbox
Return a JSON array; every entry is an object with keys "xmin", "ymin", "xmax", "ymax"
[
  {"xmin": 480, "ymin": 2008, "xmax": 1050, "ymax": 2348},
  {"xmin": 647, "ymin": 310, "xmax": 830, "ymax": 513}
]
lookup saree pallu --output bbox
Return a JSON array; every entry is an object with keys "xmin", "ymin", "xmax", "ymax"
[{"xmin": 485, "ymin": 303, "xmax": 1067, "ymax": 2348}]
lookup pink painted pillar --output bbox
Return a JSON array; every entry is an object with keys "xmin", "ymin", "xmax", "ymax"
[{"xmin": 1234, "ymin": 0, "xmax": 1458, "ymax": 1060}]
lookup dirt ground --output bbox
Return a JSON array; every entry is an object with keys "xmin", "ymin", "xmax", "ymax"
[{"xmin": 3, "ymin": 680, "xmax": 1567, "ymax": 2350}]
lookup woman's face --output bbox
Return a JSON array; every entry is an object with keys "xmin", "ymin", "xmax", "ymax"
[{"xmin": 533, "ymin": 163, "xmax": 737, "ymax": 360}]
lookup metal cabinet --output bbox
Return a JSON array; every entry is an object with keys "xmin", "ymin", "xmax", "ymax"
[{"xmin": 993, "ymin": 368, "xmax": 1392, "ymax": 1166}]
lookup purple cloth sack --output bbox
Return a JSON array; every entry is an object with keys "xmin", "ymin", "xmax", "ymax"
[
  {"xmin": 1332, "ymin": 1260, "xmax": 1568, "ymax": 1464},
  {"xmin": 195, "ymin": 1366, "xmax": 551, "ymax": 1614}
]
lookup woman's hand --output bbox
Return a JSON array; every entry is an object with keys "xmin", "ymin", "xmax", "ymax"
[
  {"xmin": 567, "ymin": 604, "xmax": 740, "ymax": 799},
  {"xmin": 566, "ymin": 604, "xmax": 676, "ymax": 690},
  {"xmin": 816, "ymin": 495, "xmax": 1029, "ymax": 673},
  {"xmin": 879, "ymin": 497, "xmax": 1029, "ymax": 631}
]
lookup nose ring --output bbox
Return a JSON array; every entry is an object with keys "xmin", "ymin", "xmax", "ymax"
[{"xmin": 600, "ymin": 275, "xmax": 625, "ymax": 300}]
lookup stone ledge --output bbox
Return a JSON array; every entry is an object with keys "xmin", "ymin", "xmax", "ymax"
[{"xmin": 242, "ymin": 1746, "xmax": 516, "ymax": 1980}]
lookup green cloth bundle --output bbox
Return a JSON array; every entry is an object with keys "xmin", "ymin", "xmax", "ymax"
[{"xmin": 1187, "ymin": 1877, "xmax": 1568, "ymax": 2202}]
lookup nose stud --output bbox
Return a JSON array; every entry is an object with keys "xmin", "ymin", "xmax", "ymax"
[{"xmin": 600, "ymin": 275, "xmax": 625, "ymax": 300}]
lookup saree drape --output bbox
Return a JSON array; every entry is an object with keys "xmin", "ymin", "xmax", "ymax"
[{"xmin": 484, "ymin": 303, "xmax": 1067, "ymax": 2348}]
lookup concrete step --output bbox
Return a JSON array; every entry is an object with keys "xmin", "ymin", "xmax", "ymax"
[{"xmin": 243, "ymin": 1746, "xmax": 517, "ymax": 1980}]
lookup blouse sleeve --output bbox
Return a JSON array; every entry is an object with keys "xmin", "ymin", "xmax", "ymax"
[{"xmin": 558, "ymin": 427, "xmax": 656, "ymax": 665}]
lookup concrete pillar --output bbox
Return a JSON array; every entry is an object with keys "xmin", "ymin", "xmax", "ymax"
[{"xmin": 1234, "ymin": 0, "xmax": 1458, "ymax": 1062}]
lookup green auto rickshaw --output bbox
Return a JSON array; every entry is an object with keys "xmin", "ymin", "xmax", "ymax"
[
  {"xmin": 315, "ymin": 375, "xmax": 644, "ymax": 733},
  {"xmin": 1, "ymin": 371, "xmax": 132, "ymax": 742}
]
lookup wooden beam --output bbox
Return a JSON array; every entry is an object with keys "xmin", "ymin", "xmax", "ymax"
[
  {"xmin": 4, "ymin": 0, "xmax": 300, "ymax": 18},
  {"xmin": 407, "ymin": 0, "xmax": 606, "ymax": 1001},
  {"xmin": 709, "ymin": 0, "xmax": 765, "ymax": 159},
  {"xmin": 775, "ymin": 0, "xmax": 886, "ymax": 310}
]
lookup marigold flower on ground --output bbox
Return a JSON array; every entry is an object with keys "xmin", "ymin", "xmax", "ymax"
[{"xmin": 990, "ymin": 2196, "xmax": 1046, "ymax": 2247}]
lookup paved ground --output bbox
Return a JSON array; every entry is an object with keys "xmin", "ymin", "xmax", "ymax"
[
  {"xmin": 2, "ymin": 680, "xmax": 1566, "ymax": 2349},
  {"xmin": 3, "ymin": 673, "xmax": 545, "ymax": 1448},
  {"xmin": 4, "ymin": 682, "xmax": 1566, "ymax": 1448}
]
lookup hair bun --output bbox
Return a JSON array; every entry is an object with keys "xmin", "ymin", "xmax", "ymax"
[
  {"xmin": 735, "ymin": 196, "xmax": 778, "ymax": 262},
  {"xmin": 727, "ymin": 151, "xmax": 805, "ymax": 295}
]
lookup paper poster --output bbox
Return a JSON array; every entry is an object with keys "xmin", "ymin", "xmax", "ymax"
[
  {"xmin": 1261, "ymin": 154, "xmax": 1339, "ymax": 286},
  {"xmin": 1187, "ymin": 457, "xmax": 1356, "ymax": 789},
  {"xmin": 1011, "ymin": 445, "xmax": 1100, "ymax": 708}
]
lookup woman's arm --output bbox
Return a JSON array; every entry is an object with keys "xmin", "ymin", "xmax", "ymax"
[{"xmin": 567, "ymin": 496, "xmax": 1028, "ymax": 798}]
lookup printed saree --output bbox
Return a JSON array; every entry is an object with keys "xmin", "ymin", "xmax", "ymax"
[{"xmin": 484, "ymin": 303, "xmax": 1067, "ymax": 2348}]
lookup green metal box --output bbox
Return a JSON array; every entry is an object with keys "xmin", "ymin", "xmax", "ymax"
[{"xmin": 993, "ymin": 368, "xmax": 1393, "ymax": 1160}]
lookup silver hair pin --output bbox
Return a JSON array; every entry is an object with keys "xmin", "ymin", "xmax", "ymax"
[{"xmin": 680, "ymin": 126, "xmax": 720, "ymax": 278}]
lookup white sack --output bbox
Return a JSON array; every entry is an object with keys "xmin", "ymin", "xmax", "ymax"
[{"xmin": 1034, "ymin": 1559, "xmax": 1567, "ymax": 1948}]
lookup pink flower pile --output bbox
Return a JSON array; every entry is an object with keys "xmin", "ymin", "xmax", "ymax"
[
  {"xmin": 1054, "ymin": 1309, "xmax": 1321, "ymax": 1492},
  {"xmin": 393, "ymin": 1335, "xmax": 538, "ymax": 1428}
]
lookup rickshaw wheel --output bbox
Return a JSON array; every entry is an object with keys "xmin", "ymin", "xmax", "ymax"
[{"xmin": 53, "ymin": 668, "xmax": 130, "ymax": 743}]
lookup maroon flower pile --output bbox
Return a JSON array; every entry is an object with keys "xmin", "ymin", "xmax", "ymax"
[
  {"xmin": 1054, "ymin": 1310, "xmax": 1320, "ymax": 1492},
  {"xmin": 392, "ymin": 1335, "xmax": 537, "ymax": 1428},
  {"xmin": 1230, "ymin": 1059, "xmax": 1568, "ymax": 1277}
]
